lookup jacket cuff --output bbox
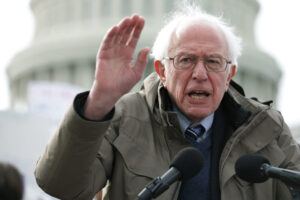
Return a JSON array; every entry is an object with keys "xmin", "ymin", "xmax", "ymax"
[
  {"xmin": 59, "ymin": 95, "xmax": 112, "ymax": 141},
  {"xmin": 74, "ymin": 91, "xmax": 115, "ymax": 122}
]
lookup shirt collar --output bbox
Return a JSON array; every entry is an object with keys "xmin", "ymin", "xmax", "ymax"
[{"xmin": 172, "ymin": 104, "xmax": 214, "ymax": 133}]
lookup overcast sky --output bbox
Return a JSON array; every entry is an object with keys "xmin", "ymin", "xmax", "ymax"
[
  {"xmin": 0, "ymin": 0, "xmax": 300, "ymax": 127},
  {"xmin": 255, "ymin": 0, "xmax": 300, "ymax": 127},
  {"xmin": 0, "ymin": 0, "xmax": 33, "ymax": 109}
]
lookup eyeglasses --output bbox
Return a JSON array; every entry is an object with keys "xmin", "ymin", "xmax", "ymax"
[{"xmin": 164, "ymin": 53, "xmax": 232, "ymax": 72}]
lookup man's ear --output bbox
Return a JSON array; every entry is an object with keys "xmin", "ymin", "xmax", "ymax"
[
  {"xmin": 154, "ymin": 60, "xmax": 167, "ymax": 85},
  {"xmin": 225, "ymin": 65, "xmax": 236, "ymax": 89}
]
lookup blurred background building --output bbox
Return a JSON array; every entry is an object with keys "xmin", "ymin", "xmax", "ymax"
[
  {"xmin": 6, "ymin": 0, "xmax": 281, "ymax": 111},
  {"xmin": 1, "ymin": 0, "xmax": 298, "ymax": 199}
]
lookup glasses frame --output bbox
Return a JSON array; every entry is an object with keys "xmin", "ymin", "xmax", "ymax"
[{"xmin": 164, "ymin": 54, "xmax": 232, "ymax": 72}]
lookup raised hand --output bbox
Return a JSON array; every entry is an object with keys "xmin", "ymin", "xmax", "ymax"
[{"xmin": 84, "ymin": 15, "xmax": 149, "ymax": 120}]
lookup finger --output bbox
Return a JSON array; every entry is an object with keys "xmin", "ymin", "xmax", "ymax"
[
  {"xmin": 100, "ymin": 26, "xmax": 119, "ymax": 51},
  {"xmin": 99, "ymin": 15, "xmax": 135, "ymax": 50},
  {"xmin": 133, "ymin": 47, "xmax": 150, "ymax": 77},
  {"xmin": 113, "ymin": 17, "xmax": 132, "ymax": 44},
  {"xmin": 119, "ymin": 15, "xmax": 139, "ymax": 45},
  {"xmin": 127, "ymin": 16, "xmax": 145, "ymax": 48}
]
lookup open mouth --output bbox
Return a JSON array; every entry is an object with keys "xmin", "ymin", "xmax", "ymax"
[{"xmin": 189, "ymin": 91, "xmax": 209, "ymax": 100}]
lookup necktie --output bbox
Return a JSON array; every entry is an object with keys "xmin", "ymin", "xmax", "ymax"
[{"xmin": 185, "ymin": 125, "xmax": 205, "ymax": 142}]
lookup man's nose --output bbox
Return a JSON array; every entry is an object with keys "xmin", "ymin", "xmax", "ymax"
[{"xmin": 192, "ymin": 60, "xmax": 208, "ymax": 80}]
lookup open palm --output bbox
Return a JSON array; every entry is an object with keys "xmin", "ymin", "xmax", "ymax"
[{"xmin": 85, "ymin": 15, "xmax": 149, "ymax": 120}]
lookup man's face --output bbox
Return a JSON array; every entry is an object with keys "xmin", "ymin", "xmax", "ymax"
[{"xmin": 155, "ymin": 22, "xmax": 235, "ymax": 123}]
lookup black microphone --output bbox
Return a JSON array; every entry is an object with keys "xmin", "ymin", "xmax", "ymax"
[
  {"xmin": 235, "ymin": 154, "xmax": 300, "ymax": 189},
  {"xmin": 136, "ymin": 147, "xmax": 204, "ymax": 200}
]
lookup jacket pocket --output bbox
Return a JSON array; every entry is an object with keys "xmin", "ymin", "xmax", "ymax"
[{"xmin": 112, "ymin": 133, "xmax": 168, "ymax": 179}]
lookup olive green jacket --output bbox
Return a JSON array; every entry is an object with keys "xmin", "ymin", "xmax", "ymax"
[{"xmin": 35, "ymin": 73, "xmax": 300, "ymax": 200}]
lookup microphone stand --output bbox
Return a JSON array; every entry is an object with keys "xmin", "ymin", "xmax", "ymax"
[
  {"xmin": 286, "ymin": 184, "xmax": 300, "ymax": 200},
  {"xmin": 135, "ymin": 177, "xmax": 169, "ymax": 200},
  {"xmin": 261, "ymin": 164, "xmax": 300, "ymax": 200},
  {"xmin": 136, "ymin": 167, "xmax": 180, "ymax": 200}
]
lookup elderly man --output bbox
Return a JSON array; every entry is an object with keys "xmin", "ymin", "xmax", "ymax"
[{"xmin": 35, "ymin": 4, "xmax": 300, "ymax": 200}]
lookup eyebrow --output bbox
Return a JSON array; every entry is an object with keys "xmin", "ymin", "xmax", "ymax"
[
  {"xmin": 177, "ymin": 52, "xmax": 224, "ymax": 58},
  {"xmin": 204, "ymin": 54, "xmax": 223, "ymax": 58}
]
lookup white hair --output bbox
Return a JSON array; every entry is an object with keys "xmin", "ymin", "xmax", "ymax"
[{"xmin": 151, "ymin": 1, "xmax": 242, "ymax": 69}]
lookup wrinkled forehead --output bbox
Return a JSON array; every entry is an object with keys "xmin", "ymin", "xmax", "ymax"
[{"xmin": 169, "ymin": 19, "xmax": 228, "ymax": 55}]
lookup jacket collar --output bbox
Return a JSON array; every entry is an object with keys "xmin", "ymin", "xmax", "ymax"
[
  {"xmin": 141, "ymin": 74, "xmax": 283, "ymax": 192},
  {"xmin": 141, "ymin": 73, "xmax": 252, "ymax": 130}
]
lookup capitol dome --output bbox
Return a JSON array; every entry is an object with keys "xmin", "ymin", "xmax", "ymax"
[{"xmin": 6, "ymin": 0, "xmax": 281, "ymax": 110}]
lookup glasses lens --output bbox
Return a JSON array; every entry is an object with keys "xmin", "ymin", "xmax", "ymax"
[
  {"xmin": 205, "ymin": 57, "xmax": 226, "ymax": 72},
  {"xmin": 171, "ymin": 54, "xmax": 229, "ymax": 72},
  {"xmin": 174, "ymin": 54, "xmax": 196, "ymax": 70}
]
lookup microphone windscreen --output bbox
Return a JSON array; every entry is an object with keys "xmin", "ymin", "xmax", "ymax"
[
  {"xmin": 170, "ymin": 147, "xmax": 204, "ymax": 181},
  {"xmin": 235, "ymin": 154, "xmax": 270, "ymax": 183}
]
